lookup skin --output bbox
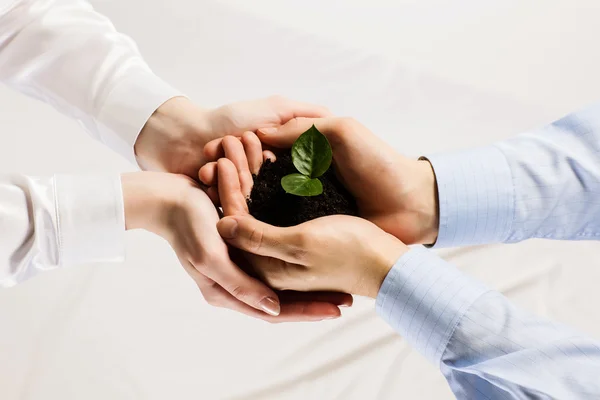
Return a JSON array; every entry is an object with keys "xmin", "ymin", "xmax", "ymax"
[
  {"xmin": 201, "ymin": 116, "xmax": 440, "ymax": 246},
  {"xmin": 206, "ymin": 132, "xmax": 409, "ymax": 297},
  {"xmin": 121, "ymin": 171, "xmax": 352, "ymax": 322},
  {"xmin": 135, "ymin": 96, "xmax": 329, "ymax": 177},
  {"xmin": 129, "ymin": 96, "xmax": 355, "ymax": 322}
]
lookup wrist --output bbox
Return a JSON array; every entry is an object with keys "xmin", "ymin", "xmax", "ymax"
[
  {"xmin": 134, "ymin": 97, "xmax": 211, "ymax": 176},
  {"xmin": 362, "ymin": 236, "xmax": 410, "ymax": 298},
  {"xmin": 121, "ymin": 172, "xmax": 189, "ymax": 234},
  {"xmin": 412, "ymin": 159, "xmax": 439, "ymax": 245}
]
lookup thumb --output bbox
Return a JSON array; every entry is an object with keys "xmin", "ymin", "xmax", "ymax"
[
  {"xmin": 257, "ymin": 118, "xmax": 333, "ymax": 148},
  {"xmin": 217, "ymin": 216, "xmax": 302, "ymax": 264}
]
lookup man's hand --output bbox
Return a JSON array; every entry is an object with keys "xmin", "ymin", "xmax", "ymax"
[
  {"xmin": 213, "ymin": 157, "xmax": 407, "ymax": 298},
  {"xmin": 203, "ymin": 117, "xmax": 440, "ymax": 245},
  {"xmin": 134, "ymin": 96, "xmax": 331, "ymax": 178},
  {"xmin": 121, "ymin": 172, "xmax": 351, "ymax": 322}
]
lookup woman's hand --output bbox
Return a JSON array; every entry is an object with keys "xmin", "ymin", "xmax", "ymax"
[
  {"xmin": 212, "ymin": 152, "xmax": 408, "ymax": 298},
  {"xmin": 134, "ymin": 96, "xmax": 330, "ymax": 178},
  {"xmin": 121, "ymin": 172, "xmax": 351, "ymax": 322}
]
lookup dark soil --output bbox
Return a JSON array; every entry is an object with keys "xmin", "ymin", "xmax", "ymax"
[{"xmin": 248, "ymin": 152, "xmax": 358, "ymax": 226}]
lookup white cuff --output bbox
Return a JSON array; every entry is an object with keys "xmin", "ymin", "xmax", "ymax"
[
  {"xmin": 95, "ymin": 69, "xmax": 183, "ymax": 166},
  {"xmin": 54, "ymin": 174, "xmax": 125, "ymax": 265}
]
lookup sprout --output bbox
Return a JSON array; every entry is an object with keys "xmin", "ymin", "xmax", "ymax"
[{"xmin": 281, "ymin": 125, "xmax": 332, "ymax": 197}]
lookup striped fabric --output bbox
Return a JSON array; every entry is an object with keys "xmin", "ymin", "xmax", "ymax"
[{"xmin": 377, "ymin": 103, "xmax": 600, "ymax": 399}]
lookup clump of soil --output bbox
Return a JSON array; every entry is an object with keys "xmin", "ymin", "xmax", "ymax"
[{"xmin": 248, "ymin": 152, "xmax": 358, "ymax": 226}]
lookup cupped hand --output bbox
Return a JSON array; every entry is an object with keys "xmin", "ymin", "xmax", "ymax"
[
  {"xmin": 202, "ymin": 117, "xmax": 439, "ymax": 245},
  {"xmin": 121, "ymin": 172, "xmax": 351, "ymax": 322},
  {"xmin": 134, "ymin": 96, "xmax": 331, "ymax": 178},
  {"xmin": 213, "ymin": 157, "xmax": 408, "ymax": 298}
]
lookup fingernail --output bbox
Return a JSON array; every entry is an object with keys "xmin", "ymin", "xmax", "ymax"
[
  {"xmin": 323, "ymin": 315, "xmax": 340, "ymax": 320},
  {"xmin": 218, "ymin": 218, "xmax": 238, "ymax": 239},
  {"xmin": 259, "ymin": 127, "xmax": 277, "ymax": 135},
  {"xmin": 259, "ymin": 297, "xmax": 281, "ymax": 316}
]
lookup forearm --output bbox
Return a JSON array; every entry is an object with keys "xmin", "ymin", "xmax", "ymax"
[
  {"xmin": 376, "ymin": 247, "xmax": 600, "ymax": 398},
  {"xmin": 0, "ymin": 0, "xmax": 181, "ymax": 163}
]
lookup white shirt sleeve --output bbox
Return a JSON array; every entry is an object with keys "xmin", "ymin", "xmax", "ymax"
[
  {"xmin": 0, "ymin": 0, "xmax": 183, "ymax": 164},
  {"xmin": 0, "ymin": 0, "xmax": 183, "ymax": 285},
  {"xmin": 0, "ymin": 174, "xmax": 125, "ymax": 287}
]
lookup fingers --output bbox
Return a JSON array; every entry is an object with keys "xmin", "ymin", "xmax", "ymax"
[
  {"xmin": 203, "ymin": 132, "xmax": 264, "ymax": 166},
  {"xmin": 217, "ymin": 158, "xmax": 249, "ymax": 216},
  {"xmin": 193, "ymin": 254, "xmax": 283, "ymax": 316},
  {"xmin": 217, "ymin": 215, "xmax": 302, "ymax": 264},
  {"xmin": 257, "ymin": 117, "xmax": 363, "ymax": 150},
  {"xmin": 202, "ymin": 132, "xmax": 265, "ymax": 194},
  {"xmin": 199, "ymin": 162, "xmax": 217, "ymax": 186},
  {"xmin": 271, "ymin": 96, "xmax": 333, "ymax": 120},
  {"xmin": 221, "ymin": 136, "xmax": 254, "ymax": 197},
  {"xmin": 203, "ymin": 137, "xmax": 226, "ymax": 162},
  {"xmin": 277, "ymin": 301, "xmax": 341, "ymax": 321},
  {"xmin": 256, "ymin": 118, "xmax": 334, "ymax": 148},
  {"xmin": 279, "ymin": 291, "xmax": 353, "ymax": 307},
  {"xmin": 241, "ymin": 131, "xmax": 263, "ymax": 175},
  {"xmin": 201, "ymin": 283, "xmax": 342, "ymax": 322},
  {"xmin": 263, "ymin": 150, "xmax": 276, "ymax": 162}
]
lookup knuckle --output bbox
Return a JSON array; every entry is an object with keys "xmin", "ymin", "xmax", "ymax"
[
  {"xmin": 216, "ymin": 105, "xmax": 243, "ymax": 129},
  {"xmin": 195, "ymin": 273, "xmax": 215, "ymax": 287},
  {"xmin": 286, "ymin": 117, "xmax": 303, "ymax": 131},
  {"xmin": 199, "ymin": 286, "xmax": 222, "ymax": 307},
  {"xmin": 247, "ymin": 227, "xmax": 265, "ymax": 252},
  {"xmin": 285, "ymin": 231, "xmax": 310, "ymax": 262},
  {"xmin": 267, "ymin": 94, "xmax": 286, "ymax": 105},
  {"xmin": 242, "ymin": 130, "xmax": 258, "ymax": 142},
  {"xmin": 192, "ymin": 250, "xmax": 228, "ymax": 273},
  {"xmin": 222, "ymin": 135, "xmax": 236, "ymax": 147},
  {"xmin": 190, "ymin": 257, "xmax": 207, "ymax": 272},
  {"xmin": 190, "ymin": 254, "xmax": 210, "ymax": 271},
  {"xmin": 204, "ymin": 296, "xmax": 218, "ymax": 307},
  {"xmin": 296, "ymin": 228, "xmax": 313, "ymax": 248},
  {"xmin": 261, "ymin": 262, "xmax": 287, "ymax": 290},
  {"xmin": 288, "ymin": 247, "xmax": 308, "ymax": 263},
  {"xmin": 335, "ymin": 117, "xmax": 358, "ymax": 132},
  {"xmin": 229, "ymin": 285, "xmax": 249, "ymax": 301}
]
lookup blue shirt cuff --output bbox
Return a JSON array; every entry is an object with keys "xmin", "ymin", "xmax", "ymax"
[
  {"xmin": 424, "ymin": 145, "xmax": 515, "ymax": 248},
  {"xmin": 376, "ymin": 246, "xmax": 489, "ymax": 365}
]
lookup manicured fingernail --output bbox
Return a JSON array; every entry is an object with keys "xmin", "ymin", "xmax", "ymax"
[
  {"xmin": 259, "ymin": 127, "xmax": 277, "ymax": 135},
  {"xmin": 259, "ymin": 297, "xmax": 281, "ymax": 316},
  {"xmin": 217, "ymin": 218, "xmax": 238, "ymax": 239}
]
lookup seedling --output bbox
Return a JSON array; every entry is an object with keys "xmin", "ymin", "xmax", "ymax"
[{"xmin": 281, "ymin": 125, "xmax": 333, "ymax": 196}]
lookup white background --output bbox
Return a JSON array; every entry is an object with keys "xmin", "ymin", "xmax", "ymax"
[{"xmin": 2, "ymin": 0, "xmax": 600, "ymax": 399}]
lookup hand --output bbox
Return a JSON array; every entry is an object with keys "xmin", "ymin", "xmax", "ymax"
[
  {"xmin": 134, "ymin": 96, "xmax": 331, "ymax": 178},
  {"xmin": 213, "ymin": 156, "xmax": 408, "ymax": 298},
  {"xmin": 121, "ymin": 172, "xmax": 351, "ymax": 322},
  {"xmin": 202, "ymin": 117, "xmax": 439, "ymax": 245}
]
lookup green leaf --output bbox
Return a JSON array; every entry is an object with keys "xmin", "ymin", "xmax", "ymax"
[
  {"xmin": 281, "ymin": 173, "xmax": 323, "ymax": 196},
  {"xmin": 291, "ymin": 125, "xmax": 332, "ymax": 179}
]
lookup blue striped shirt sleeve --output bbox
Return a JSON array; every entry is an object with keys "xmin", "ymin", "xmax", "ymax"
[
  {"xmin": 425, "ymin": 102, "xmax": 600, "ymax": 248},
  {"xmin": 377, "ymin": 247, "xmax": 600, "ymax": 399}
]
